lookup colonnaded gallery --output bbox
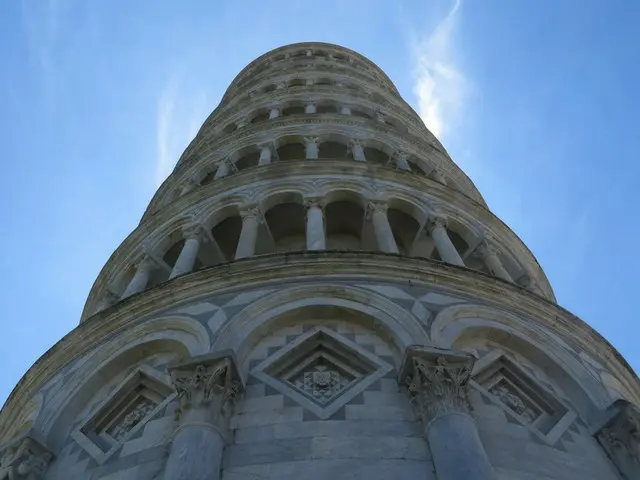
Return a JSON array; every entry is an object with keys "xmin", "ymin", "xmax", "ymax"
[{"xmin": 1, "ymin": 42, "xmax": 638, "ymax": 480}]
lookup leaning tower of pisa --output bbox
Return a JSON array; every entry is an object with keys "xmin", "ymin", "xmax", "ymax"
[{"xmin": 1, "ymin": 42, "xmax": 639, "ymax": 480}]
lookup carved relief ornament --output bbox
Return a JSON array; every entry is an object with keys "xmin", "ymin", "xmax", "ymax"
[
  {"xmin": 596, "ymin": 400, "xmax": 640, "ymax": 480},
  {"xmin": 0, "ymin": 436, "xmax": 52, "ymax": 480}
]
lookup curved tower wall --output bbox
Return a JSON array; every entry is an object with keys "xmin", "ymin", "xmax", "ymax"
[{"xmin": 0, "ymin": 42, "xmax": 638, "ymax": 480}]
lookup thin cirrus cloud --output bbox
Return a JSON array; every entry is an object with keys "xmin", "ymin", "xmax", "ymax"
[{"xmin": 409, "ymin": 0, "xmax": 466, "ymax": 143}]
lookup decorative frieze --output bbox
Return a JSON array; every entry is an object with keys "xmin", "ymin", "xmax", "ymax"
[
  {"xmin": 596, "ymin": 400, "xmax": 640, "ymax": 480},
  {"xmin": 0, "ymin": 436, "xmax": 52, "ymax": 480},
  {"xmin": 398, "ymin": 346, "xmax": 474, "ymax": 426}
]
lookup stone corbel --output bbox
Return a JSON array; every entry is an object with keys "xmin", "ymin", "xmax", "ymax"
[
  {"xmin": 398, "ymin": 345, "xmax": 474, "ymax": 427},
  {"xmin": 595, "ymin": 400, "xmax": 640, "ymax": 480},
  {"xmin": 0, "ymin": 434, "xmax": 53, "ymax": 480}
]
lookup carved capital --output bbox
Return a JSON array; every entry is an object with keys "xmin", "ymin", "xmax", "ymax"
[
  {"xmin": 0, "ymin": 436, "xmax": 53, "ymax": 480},
  {"xmin": 135, "ymin": 254, "xmax": 159, "ymax": 274},
  {"xmin": 596, "ymin": 401, "xmax": 640, "ymax": 480},
  {"xmin": 477, "ymin": 240, "xmax": 500, "ymax": 259},
  {"xmin": 304, "ymin": 196, "xmax": 325, "ymax": 211},
  {"xmin": 303, "ymin": 136, "xmax": 319, "ymax": 145},
  {"xmin": 399, "ymin": 346, "xmax": 474, "ymax": 427},
  {"xmin": 426, "ymin": 215, "xmax": 448, "ymax": 232},
  {"xmin": 169, "ymin": 353, "xmax": 243, "ymax": 431},
  {"xmin": 181, "ymin": 224, "xmax": 205, "ymax": 242},
  {"xmin": 239, "ymin": 205, "xmax": 261, "ymax": 221},
  {"xmin": 366, "ymin": 200, "xmax": 389, "ymax": 218}
]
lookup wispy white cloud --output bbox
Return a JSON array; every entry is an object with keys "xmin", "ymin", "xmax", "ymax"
[
  {"xmin": 410, "ymin": 0, "xmax": 467, "ymax": 141},
  {"xmin": 155, "ymin": 75, "xmax": 209, "ymax": 187}
]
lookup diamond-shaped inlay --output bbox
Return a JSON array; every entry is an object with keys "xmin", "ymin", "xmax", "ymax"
[{"xmin": 251, "ymin": 327, "xmax": 392, "ymax": 418}]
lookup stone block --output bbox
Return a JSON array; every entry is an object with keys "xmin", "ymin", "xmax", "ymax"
[
  {"xmin": 230, "ymin": 406, "xmax": 304, "ymax": 428},
  {"xmin": 269, "ymin": 458, "xmax": 435, "ymax": 480},
  {"xmin": 345, "ymin": 405, "xmax": 415, "ymax": 421},
  {"xmin": 223, "ymin": 437, "xmax": 313, "ymax": 468},
  {"xmin": 222, "ymin": 464, "xmax": 271, "ymax": 480},
  {"xmin": 311, "ymin": 435, "xmax": 429, "ymax": 460},
  {"xmin": 238, "ymin": 394, "xmax": 284, "ymax": 413}
]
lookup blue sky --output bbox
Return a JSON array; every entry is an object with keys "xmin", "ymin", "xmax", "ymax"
[{"xmin": 1, "ymin": 0, "xmax": 638, "ymax": 406}]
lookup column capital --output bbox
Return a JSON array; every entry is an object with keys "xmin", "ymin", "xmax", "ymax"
[
  {"xmin": 349, "ymin": 138, "xmax": 364, "ymax": 148},
  {"xmin": 182, "ymin": 224, "xmax": 205, "ymax": 242},
  {"xmin": 366, "ymin": 200, "xmax": 389, "ymax": 217},
  {"xmin": 477, "ymin": 240, "xmax": 500, "ymax": 259},
  {"xmin": 239, "ymin": 204, "xmax": 261, "ymax": 220},
  {"xmin": 303, "ymin": 136, "xmax": 320, "ymax": 144},
  {"xmin": 303, "ymin": 196, "xmax": 325, "ymax": 210},
  {"xmin": 0, "ymin": 435, "xmax": 53, "ymax": 480},
  {"xmin": 256, "ymin": 141, "xmax": 273, "ymax": 150},
  {"xmin": 169, "ymin": 353, "xmax": 243, "ymax": 431},
  {"xmin": 426, "ymin": 215, "xmax": 448, "ymax": 232},
  {"xmin": 596, "ymin": 400, "xmax": 640, "ymax": 479},
  {"xmin": 398, "ymin": 346, "xmax": 474, "ymax": 427},
  {"xmin": 135, "ymin": 254, "xmax": 159, "ymax": 273}
]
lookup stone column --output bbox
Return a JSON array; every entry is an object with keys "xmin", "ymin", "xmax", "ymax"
[
  {"xmin": 340, "ymin": 105, "xmax": 352, "ymax": 115},
  {"xmin": 305, "ymin": 102, "xmax": 317, "ymax": 114},
  {"xmin": 349, "ymin": 140, "xmax": 366, "ymax": 162},
  {"xmin": 180, "ymin": 179, "xmax": 197, "ymax": 196},
  {"xmin": 235, "ymin": 117, "xmax": 248, "ymax": 129},
  {"xmin": 399, "ymin": 346, "xmax": 494, "ymax": 480},
  {"xmin": 477, "ymin": 241, "xmax": 513, "ymax": 282},
  {"xmin": 276, "ymin": 81, "xmax": 287, "ymax": 90},
  {"xmin": 0, "ymin": 434, "xmax": 53, "ymax": 480},
  {"xmin": 394, "ymin": 152, "xmax": 411, "ymax": 171},
  {"xmin": 234, "ymin": 206, "xmax": 261, "ymax": 259},
  {"xmin": 595, "ymin": 400, "xmax": 640, "ymax": 480},
  {"xmin": 427, "ymin": 216, "xmax": 465, "ymax": 267},
  {"xmin": 375, "ymin": 109, "xmax": 387, "ymax": 123},
  {"xmin": 95, "ymin": 289, "xmax": 120, "ymax": 313},
  {"xmin": 163, "ymin": 353, "xmax": 243, "ymax": 480},
  {"xmin": 214, "ymin": 160, "xmax": 231, "ymax": 179},
  {"xmin": 431, "ymin": 169, "xmax": 448, "ymax": 185},
  {"xmin": 169, "ymin": 226, "xmax": 203, "ymax": 279},
  {"xmin": 268, "ymin": 105, "xmax": 281, "ymax": 119},
  {"xmin": 121, "ymin": 255, "xmax": 157, "ymax": 299},
  {"xmin": 305, "ymin": 197, "xmax": 326, "ymax": 251},
  {"xmin": 305, "ymin": 78, "xmax": 315, "ymax": 86},
  {"xmin": 304, "ymin": 137, "xmax": 319, "ymax": 160},
  {"xmin": 258, "ymin": 143, "xmax": 272, "ymax": 165},
  {"xmin": 368, "ymin": 201, "xmax": 399, "ymax": 254}
]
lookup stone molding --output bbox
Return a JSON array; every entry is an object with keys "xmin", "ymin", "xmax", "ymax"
[
  {"xmin": 169, "ymin": 352, "xmax": 243, "ymax": 433},
  {"xmin": 595, "ymin": 400, "xmax": 640, "ymax": 480},
  {"xmin": 2, "ymin": 252, "xmax": 637, "ymax": 443},
  {"xmin": 398, "ymin": 346, "xmax": 474, "ymax": 427},
  {"xmin": 0, "ymin": 435, "xmax": 52, "ymax": 480}
]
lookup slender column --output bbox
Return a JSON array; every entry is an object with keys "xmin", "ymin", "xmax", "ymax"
[
  {"xmin": 169, "ymin": 226, "xmax": 203, "ymax": 279},
  {"xmin": 517, "ymin": 273, "xmax": 543, "ymax": 296},
  {"xmin": 305, "ymin": 102, "xmax": 317, "ymax": 114},
  {"xmin": 234, "ymin": 206, "xmax": 261, "ymax": 259},
  {"xmin": 95, "ymin": 288, "xmax": 120, "ymax": 312},
  {"xmin": 276, "ymin": 81, "xmax": 286, "ymax": 90},
  {"xmin": 340, "ymin": 105, "xmax": 351, "ymax": 115},
  {"xmin": 411, "ymin": 231, "xmax": 436, "ymax": 258},
  {"xmin": 163, "ymin": 354, "xmax": 243, "ymax": 480},
  {"xmin": 595, "ymin": 400, "xmax": 640, "ymax": 480},
  {"xmin": 349, "ymin": 140, "xmax": 366, "ymax": 162},
  {"xmin": 180, "ymin": 179, "xmax": 197, "ymax": 196},
  {"xmin": 235, "ymin": 117, "xmax": 248, "ymax": 129},
  {"xmin": 304, "ymin": 137, "xmax": 319, "ymax": 160},
  {"xmin": 121, "ymin": 255, "xmax": 156, "ymax": 298},
  {"xmin": 305, "ymin": 197, "xmax": 326, "ymax": 250},
  {"xmin": 0, "ymin": 435, "xmax": 53, "ymax": 480},
  {"xmin": 431, "ymin": 169, "xmax": 448, "ymax": 185},
  {"xmin": 477, "ymin": 241, "xmax": 513, "ymax": 282},
  {"xmin": 375, "ymin": 109, "xmax": 387, "ymax": 123},
  {"xmin": 305, "ymin": 78, "xmax": 315, "ymax": 86},
  {"xmin": 399, "ymin": 346, "xmax": 494, "ymax": 480},
  {"xmin": 268, "ymin": 105, "xmax": 281, "ymax": 119},
  {"xmin": 214, "ymin": 160, "xmax": 231, "ymax": 179},
  {"xmin": 394, "ymin": 152, "xmax": 411, "ymax": 171},
  {"xmin": 368, "ymin": 201, "xmax": 399, "ymax": 254},
  {"xmin": 427, "ymin": 216, "xmax": 465, "ymax": 266},
  {"xmin": 258, "ymin": 143, "xmax": 273, "ymax": 165}
]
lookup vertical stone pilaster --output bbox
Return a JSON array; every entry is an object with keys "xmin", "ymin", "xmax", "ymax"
[
  {"xmin": 304, "ymin": 137, "xmax": 319, "ymax": 160},
  {"xmin": 305, "ymin": 197, "xmax": 326, "ymax": 250},
  {"xmin": 367, "ymin": 201, "xmax": 399, "ymax": 254},
  {"xmin": 121, "ymin": 255, "xmax": 157, "ymax": 299},
  {"xmin": 169, "ymin": 225, "xmax": 204, "ymax": 279},
  {"xmin": 349, "ymin": 140, "xmax": 366, "ymax": 162},
  {"xmin": 477, "ymin": 241, "xmax": 513, "ymax": 282},
  {"xmin": 427, "ymin": 216, "xmax": 465, "ymax": 267},
  {"xmin": 399, "ymin": 346, "xmax": 494, "ymax": 480},
  {"xmin": 235, "ymin": 205, "xmax": 261, "ymax": 259},
  {"xmin": 163, "ymin": 353, "xmax": 243, "ymax": 480}
]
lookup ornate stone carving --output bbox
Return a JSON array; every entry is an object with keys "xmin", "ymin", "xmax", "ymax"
[
  {"xmin": 239, "ymin": 205, "xmax": 261, "ymax": 221},
  {"xmin": 0, "ymin": 436, "xmax": 52, "ymax": 480},
  {"xmin": 476, "ymin": 240, "xmax": 500, "ymax": 259},
  {"xmin": 596, "ymin": 401, "xmax": 640, "ymax": 480},
  {"xmin": 426, "ymin": 215, "xmax": 448, "ymax": 232},
  {"xmin": 109, "ymin": 399, "xmax": 155, "ymax": 441},
  {"xmin": 399, "ymin": 346, "xmax": 474, "ymax": 426},
  {"xmin": 490, "ymin": 385, "xmax": 536, "ymax": 424},
  {"xmin": 169, "ymin": 355, "xmax": 243, "ymax": 427}
]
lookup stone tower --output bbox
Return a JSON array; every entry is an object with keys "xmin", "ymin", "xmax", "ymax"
[{"xmin": 0, "ymin": 42, "xmax": 638, "ymax": 480}]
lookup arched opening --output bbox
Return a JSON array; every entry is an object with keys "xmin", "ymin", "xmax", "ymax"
[
  {"xmin": 388, "ymin": 208, "xmax": 420, "ymax": 255},
  {"xmin": 211, "ymin": 215, "xmax": 242, "ymax": 261},
  {"xmin": 235, "ymin": 151, "xmax": 260, "ymax": 171},
  {"xmin": 200, "ymin": 170, "xmax": 216, "ymax": 186},
  {"xmin": 325, "ymin": 200, "xmax": 365, "ymax": 250},
  {"xmin": 317, "ymin": 104, "xmax": 338, "ymax": 114},
  {"xmin": 352, "ymin": 110, "xmax": 372, "ymax": 120},
  {"xmin": 315, "ymin": 78, "xmax": 332, "ymax": 86},
  {"xmin": 319, "ymin": 141, "xmax": 348, "ymax": 159},
  {"xmin": 222, "ymin": 123, "xmax": 237, "ymax": 135},
  {"xmin": 363, "ymin": 147, "xmax": 389, "ymax": 166},
  {"xmin": 263, "ymin": 84, "xmax": 277, "ymax": 94},
  {"xmin": 289, "ymin": 78, "xmax": 305, "ymax": 87},
  {"xmin": 264, "ymin": 203, "xmax": 306, "ymax": 252},
  {"xmin": 277, "ymin": 142, "xmax": 305, "ymax": 161},
  {"xmin": 250, "ymin": 111, "xmax": 269, "ymax": 124},
  {"xmin": 282, "ymin": 105, "xmax": 305, "ymax": 116}
]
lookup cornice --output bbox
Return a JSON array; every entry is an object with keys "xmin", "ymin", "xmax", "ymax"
[
  {"xmin": 1, "ymin": 252, "xmax": 636, "ymax": 443},
  {"xmin": 89, "ymin": 162, "xmax": 551, "ymax": 319}
]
